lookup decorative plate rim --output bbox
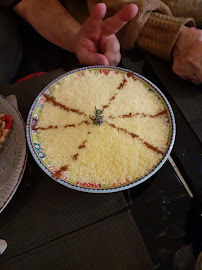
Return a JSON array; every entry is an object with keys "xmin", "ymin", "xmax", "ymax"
[
  {"xmin": 0, "ymin": 95, "xmax": 27, "ymax": 212},
  {"xmin": 26, "ymin": 66, "xmax": 176, "ymax": 193}
]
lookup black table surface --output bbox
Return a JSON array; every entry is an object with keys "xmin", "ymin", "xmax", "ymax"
[{"xmin": 0, "ymin": 53, "xmax": 202, "ymax": 270}]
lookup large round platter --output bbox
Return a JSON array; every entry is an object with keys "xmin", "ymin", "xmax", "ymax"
[{"xmin": 26, "ymin": 66, "xmax": 175, "ymax": 193}]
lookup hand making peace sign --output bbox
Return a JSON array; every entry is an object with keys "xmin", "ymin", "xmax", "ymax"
[{"xmin": 74, "ymin": 3, "xmax": 138, "ymax": 66}]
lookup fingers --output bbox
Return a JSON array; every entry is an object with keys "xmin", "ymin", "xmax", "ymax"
[
  {"xmin": 101, "ymin": 4, "xmax": 138, "ymax": 36},
  {"xmin": 76, "ymin": 3, "xmax": 137, "ymax": 66},
  {"xmin": 82, "ymin": 3, "xmax": 106, "ymax": 36},
  {"xmin": 105, "ymin": 50, "xmax": 121, "ymax": 66},
  {"xmin": 102, "ymin": 35, "xmax": 121, "ymax": 66},
  {"xmin": 77, "ymin": 48, "xmax": 109, "ymax": 66}
]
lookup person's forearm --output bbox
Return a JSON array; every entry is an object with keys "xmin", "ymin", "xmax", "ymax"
[
  {"xmin": 136, "ymin": 13, "xmax": 195, "ymax": 61},
  {"xmin": 13, "ymin": 0, "xmax": 81, "ymax": 52}
]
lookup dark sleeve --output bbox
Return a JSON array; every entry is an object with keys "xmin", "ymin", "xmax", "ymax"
[{"xmin": 0, "ymin": 0, "xmax": 20, "ymax": 7}]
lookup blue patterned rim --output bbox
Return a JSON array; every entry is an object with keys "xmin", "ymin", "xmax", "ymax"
[{"xmin": 26, "ymin": 66, "xmax": 176, "ymax": 193}]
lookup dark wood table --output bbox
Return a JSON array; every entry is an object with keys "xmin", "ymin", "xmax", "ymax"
[{"xmin": 0, "ymin": 52, "xmax": 201, "ymax": 270}]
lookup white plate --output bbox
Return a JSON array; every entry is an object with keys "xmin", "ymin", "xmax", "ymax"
[{"xmin": 0, "ymin": 95, "xmax": 27, "ymax": 213}]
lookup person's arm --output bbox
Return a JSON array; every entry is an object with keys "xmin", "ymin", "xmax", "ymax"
[
  {"xmin": 137, "ymin": 14, "xmax": 202, "ymax": 84},
  {"xmin": 89, "ymin": 0, "xmax": 201, "ymax": 84},
  {"xmin": 13, "ymin": 0, "xmax": 138, "ymax": 66},
  {"xmin": 13, "ymin": 0, "xmax": 81, "ymax": 53},
  {"xmin": 172, "ymin": 26, "xmax": 202, "ymax": 85},
  {"xmin": 136, "ymin": 13, "xmax": 195, "ymax": 61}
]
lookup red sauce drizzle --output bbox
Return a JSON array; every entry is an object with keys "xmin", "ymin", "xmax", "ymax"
[
  {"xmin": 127, "ymin": 72, "xmax": 134, "ymax": 77},
  {"xmin": 36, "ymin": 125, "xmax": 58, "ymax": 131},
  {"xmin": 43, "ymin": 94, "xmax": 86, "ymax": 116},
  {"xmin": 64, "ymin": 124, "xmax": 76, "ymax": 128},
  {"xmin": 72, "ymin": 154, "xmax": 79, "ymax": 160},
  {"xmin": 79, "ymin": 120, "xmax": 90, "ymax": 125},
  {"xmin": 117, "ymin": 78, "xmax": 127, "ymax": 90},
  {"xmin": 106, "ymin": 121, "xmax": 164, "ymax": 155},
  {"xmin": 108, "ymin": 110, "xmax": 167, "ymax": 120},
  {"xmin": 52, "ymin": 165, "xmax": 68, "ymax": 180},
  {"xmin": 152, "ymin": 110, "xmax": 167, "ymax": 117},
  {"xmin": 109, "ymin": 96, "xmax": 115, "ymax": 102},
  {"xmin": 103, "ymin": 78, "xmax": 127, "ymax": 109},
  {"xmin": 78, "ymin": 140, "xmax": 87, "ymax": 149},
  {"xmin": 122, "ymin": 113, "xmax": 134, "ymax": 118},
  {"xmin": 34, "ymin": 124, "xmax": 76, "ymax": 131},
  {"xmin": 32, "ymin": 123, "xmax": 38, "ymax": 130},
  {"xmin": 71, "ymin": 131, "xmax": 91, "ymax": 161}
]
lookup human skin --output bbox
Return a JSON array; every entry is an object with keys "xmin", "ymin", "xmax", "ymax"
[
  {"xmin": 14, "ymin": 0, "xmax": 202, "ymax": 84},
  {"xmin": 13, "ymin": 0, "xmax": 138, "ymax": 66},
  {"xmin": 172, "ymin": 26, "xmax": 202, "ymax": 85}
]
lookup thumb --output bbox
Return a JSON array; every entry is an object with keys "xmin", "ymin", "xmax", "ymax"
[{"xmin": 77, "ymin": 48, "xmax": 109, "ymax": 66}]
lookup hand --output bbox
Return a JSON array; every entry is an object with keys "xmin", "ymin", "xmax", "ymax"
[
  {"xmin": 172, "ymin": 27, "xmax": 202, "ymax": 85},
  {"xmin": 74, "ymin": 3, "xmax": 138, "ymax": 66}
]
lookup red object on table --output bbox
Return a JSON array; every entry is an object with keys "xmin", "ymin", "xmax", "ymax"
[
  {"xmin": 16, "ymin": 72, "xmax": 46, "ymax": 83},
  {"xmin": 1, "ymin": 115, "xmax": 14, "ymax": 130},
  {"xmin": 0, "ymin": 114, "xmax": 14, "ymax": 148}
]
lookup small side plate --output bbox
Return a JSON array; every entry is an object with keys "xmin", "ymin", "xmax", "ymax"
[{"xmin": 0, "ymin": 95, "xmax": 27, "ymax": 213}]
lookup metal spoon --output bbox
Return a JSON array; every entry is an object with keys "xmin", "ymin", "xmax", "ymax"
[{"xmin": 0, "ymin": 239, "xmax": 7, "ymax": 255}]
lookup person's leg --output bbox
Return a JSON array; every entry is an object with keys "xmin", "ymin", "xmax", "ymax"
[{"xmin": 0, "ymin": 8, "xmax": 22, "ymax": 87}]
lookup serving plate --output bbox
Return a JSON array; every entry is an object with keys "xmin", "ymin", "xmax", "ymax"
[
  {"xmin": 0, "ymin": 95, "xmax": 27, "ymax": 212},
  {"xmin": 26, "ymin": 66, "xmax": 175, "ymax": 193}
]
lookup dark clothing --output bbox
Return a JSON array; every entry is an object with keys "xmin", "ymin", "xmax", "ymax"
[{"xmin": 0, "ymin": 2, "xmax": 22, "ymax": 86}]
